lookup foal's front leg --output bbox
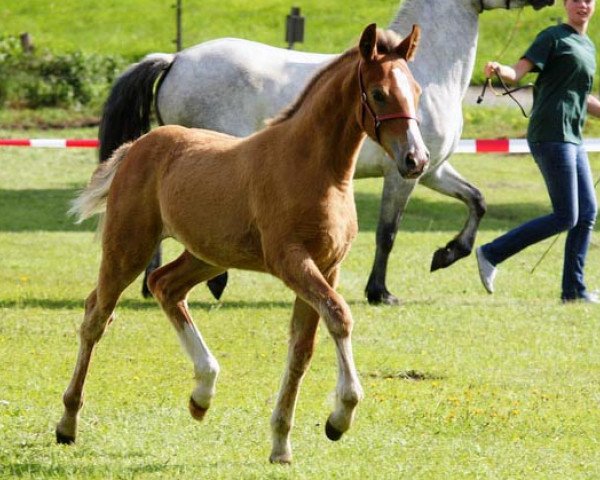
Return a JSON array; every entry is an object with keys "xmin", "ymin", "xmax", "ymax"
[{"xmin": 271, "ymin": 251, "xmax": 363, "ymax": 460}]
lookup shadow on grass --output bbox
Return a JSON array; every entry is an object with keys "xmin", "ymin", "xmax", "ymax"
[
  {"xmin": 0, "ymin": 297, "xmax": 292, "ymax": 311},
  {"xmin": 0, "ymin": 188, "xmax": 95, "ymax": 232},
  {"xmin": 0, "ymin": 188, "xmax": 550, "ymax": 233},
  {"xmin": 3, "ymin": 463, "xmax": 175, "ymax": 478},
  {"xmin": 355, "ymin": 191, "xmax": 550, "ymax": 232}
]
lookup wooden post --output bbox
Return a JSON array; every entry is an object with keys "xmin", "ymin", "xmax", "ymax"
[
  {"xmin": 20, "ymin": 32, "xmax": 34, "ymax": 53},
  {"xmin": 174, "ymin": 0, "xmax": 182, "ymax": 51}
]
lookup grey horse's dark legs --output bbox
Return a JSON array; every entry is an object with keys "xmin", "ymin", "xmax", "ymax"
[
  {"xmin": 366, "ymin": 170, "xmax": 417, "ymax": 305},
  {"xmin": 420, "ymin": 162, "xmax": 486, "ymax": 272},
  {"xmin": 142, "ymin": 245, "xmax": 163, "ymax": 298},
  {"xmin": 365, "ymin": 161, "xmax": 486, "ymax": 306}
]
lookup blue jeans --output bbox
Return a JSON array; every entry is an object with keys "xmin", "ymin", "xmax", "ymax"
[{"xmin": 481, "ymin": 141, "xmax": 597, "ymax": 300}]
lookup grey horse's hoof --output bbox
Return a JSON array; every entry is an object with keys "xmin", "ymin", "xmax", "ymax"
[
  {"xmin": 366, "ymin": 288, "xmax": 400, "ymax": 306},
  {"xmin": 325, "ymin": 419, "xmax": 344, "ymax": 441},
  {"xmin": 56, "ymin": 429, "xmax": 75, "ymax": 445},
  {"xmin": 430, "ymin": 240, "xmax": 471, "ymax": 272},
  {"xmin": 207, "ymin": 272, "xmax": 228, "ymax": 300}
]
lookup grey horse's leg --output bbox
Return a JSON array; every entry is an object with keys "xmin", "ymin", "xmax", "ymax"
[
  {"xmin": 421, "ymin": 161, "xmax": 486, "ymax": 271},
  {"xmin": 142, "ymin": 245, "xmax": 162, "ymax": 298},
  {"xmin": 365, "ymin": 169, "xmax": 418, "ymax": 305}
]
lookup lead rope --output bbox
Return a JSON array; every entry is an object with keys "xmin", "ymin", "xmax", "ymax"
[
  {"xmin": 476, "ymin": 8, "xmax": 534, "ymax": 118},
  {"xmin": 477, "ymin": 63, "xmax": 534, "ymax": 118}
]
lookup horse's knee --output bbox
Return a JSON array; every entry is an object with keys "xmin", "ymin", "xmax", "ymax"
[{"xmin": 320, "ymin": 300, "xmax": 353, "ymax": 339}]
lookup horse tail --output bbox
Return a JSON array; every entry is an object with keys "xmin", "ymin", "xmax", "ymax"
[
  {"xmin": 70, "ymin": 143, "xmax": 132, "ymax": 224},
  {"xmin": 98, "ymin": 53, "xmax": 175, "ymax": 162}
]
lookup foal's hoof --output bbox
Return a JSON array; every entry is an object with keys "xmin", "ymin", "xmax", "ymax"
[
  {"xmin": 207, "ymin": 272, "xmax": 228, "ymax": 300},
  {"xmin": 269, "ymin": 453, "xmax": 293, "ymax": 465},
  {"xmin": 325, "ymin": 419, "xmax": 344, "ymax": 441},
  {"xmin": 366, "ymin": 289, "xmax": 400, "ymax": 306},
  {"xmin": 188, "ymin": 397, "xmax": 208, "ymax": 421},
  {"xmin": 56, "ymin": 429, "xmax": 75, "ymax": 445}
]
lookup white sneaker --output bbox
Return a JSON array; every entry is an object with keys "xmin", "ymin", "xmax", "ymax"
[{"xmin": 476, "ymin": 247, "xmax": 497, "ymax": 294}]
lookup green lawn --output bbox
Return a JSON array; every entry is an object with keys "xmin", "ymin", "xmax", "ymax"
[
  {"xmin": 1, "ymin": 130, "xmax": 599, "ymax": 478},
  {"xmin": 2, "ymin": 0, "xmax": 599, "ymax": 84}
]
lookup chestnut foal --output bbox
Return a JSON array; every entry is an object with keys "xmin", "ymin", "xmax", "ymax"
[{"xmin": 56, "ymin": 24, "xmax": 428, "ymax": 463}]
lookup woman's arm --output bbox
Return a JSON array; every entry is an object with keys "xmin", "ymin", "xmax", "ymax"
[
  {"xmin": 587, "ymin": 95, "xmax": 600, "ymax": 118},
  {"xmin": 483, "ymin": 58, "xmax": 535, "ymax": 84}
]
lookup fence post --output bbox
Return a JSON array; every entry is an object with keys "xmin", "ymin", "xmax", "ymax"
[
  {"xmin": 173, "ymin": 0, "xmax": 182, "ymax": 51},
  {"xmin": 285, "ymin": 7, "xmax": 305, "ymax": 50}
]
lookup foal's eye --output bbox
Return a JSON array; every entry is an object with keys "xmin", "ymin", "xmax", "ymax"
[{"xmin": 372, "ymin": 90, "xmax": 386, "ymax": 104}]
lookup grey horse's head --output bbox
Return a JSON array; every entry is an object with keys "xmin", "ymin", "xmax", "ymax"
[{"xmin": 478, "ymin": 0, "xmax": 555, "ymax": 11}]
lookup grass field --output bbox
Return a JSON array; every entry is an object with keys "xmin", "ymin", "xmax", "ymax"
[
  {"xmin": 2, "ymin": 0, "xmax": 599, "ymax": 84},
  {"xmin": 1, "ymin": 128, "xmax": 600, "ymax": 478}
]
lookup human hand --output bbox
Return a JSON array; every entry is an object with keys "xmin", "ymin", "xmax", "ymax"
[{"xmin": 484, "ymin": 61, "xmax": 501, "ymax": 78}]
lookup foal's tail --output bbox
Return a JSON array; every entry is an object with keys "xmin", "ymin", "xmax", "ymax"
[
  {"xmin": 70, "ymin": 144, "xmax": 132, "ymax": 224},
  {"xmin": 98, "ymin": 53, "xmax": 175, "ymax": 162}
]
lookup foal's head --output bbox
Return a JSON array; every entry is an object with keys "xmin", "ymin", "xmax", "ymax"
[{"xmin": 357, "ymin": 24, "xmax": 429, "ymax": 179}]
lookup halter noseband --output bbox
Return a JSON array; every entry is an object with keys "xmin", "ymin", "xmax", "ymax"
[{"xmin": 357, "ymin": 60, "xmax": 418, "ymax": 143}]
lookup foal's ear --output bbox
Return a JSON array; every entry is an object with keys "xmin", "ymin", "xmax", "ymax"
[
  {"xmin": 359, "ymin": 23, "xmax": 378, "ymax": 62},
  {"xmin": 397, "ymin": 24, "xmax": 421, "ymax": 62}
]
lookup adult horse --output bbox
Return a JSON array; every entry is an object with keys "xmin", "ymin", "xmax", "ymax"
[
  {"xmin": 57, "ymin": 25, "xmax": 427, "ymax": 463},
  {"xmin": 99, "ymin": 0, "xmax": 554, "ymax": 304}
]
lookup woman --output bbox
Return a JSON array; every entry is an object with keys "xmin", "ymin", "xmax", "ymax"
[{"xmin": 476, "ymin": 0, "xmax": 600, "ymax": 303}]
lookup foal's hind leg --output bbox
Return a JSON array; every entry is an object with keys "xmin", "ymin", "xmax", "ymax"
[
  {"xmin": 56, "ymin": 242, "xmax": 158, "ymax": 444},
  {"xmin": 270, "ymin": 296, "xmax": 320, "ymax": 464},
  {"xmin": 148, "ymin": 250, "xmax": 225, "ymax": 419},
  {"xmin": 142, "ymin": 247, "xmax": 229, "ymax": 302}
]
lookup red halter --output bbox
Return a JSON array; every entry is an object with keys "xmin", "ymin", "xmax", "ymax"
[{"xmin": 357, "ymin": 59, "xmax": 419, "ymax": 143}]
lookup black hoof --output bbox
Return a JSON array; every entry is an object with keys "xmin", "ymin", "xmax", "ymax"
[
  {"xmin": 431, "ymin": 241, "xmax": 471, "ymax": 272},
  {"xmin": 141, "ymin": 282, "xmax": 154, "ymax": 299},
  {"xmin": 56, "ymin": 429, "xmax": 75, "ymax": 445},
  {"xmin": 188, "ymin": 396, "xmax": 208, "ymax": 421},
  {"xmin": 366, "ymin": 288, "xmax": 400, "ymax": 306},
  {"xmin": 207, "ymin": 272, "xmax": 228, "ymax": 300},
  {"xmin": 325, "ymin": 419, "xmax": 343, "ymax": 441}
]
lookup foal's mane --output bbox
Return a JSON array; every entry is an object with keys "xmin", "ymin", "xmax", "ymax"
[{"xmin": 268, "ymin": 29, "xmax": 403, "ymax": 126}]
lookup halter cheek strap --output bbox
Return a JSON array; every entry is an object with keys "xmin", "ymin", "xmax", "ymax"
[{"xmin": 357, "ymin": 60, "xmax": 419, "ymax": 144}]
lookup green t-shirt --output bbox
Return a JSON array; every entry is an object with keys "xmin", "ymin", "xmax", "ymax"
[{"xmin": 524, "ymin": 24, "xmax": 596, "ymax": 144}]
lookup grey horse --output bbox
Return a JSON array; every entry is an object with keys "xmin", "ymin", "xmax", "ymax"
[{"xmin": 99, "ymin": 0, "xmax": 554, "ymax": 304}]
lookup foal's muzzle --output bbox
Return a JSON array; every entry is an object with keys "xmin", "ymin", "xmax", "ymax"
[{"xmin": 402, "ymin": 150, "xmax": 429, "ymax": 179}]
